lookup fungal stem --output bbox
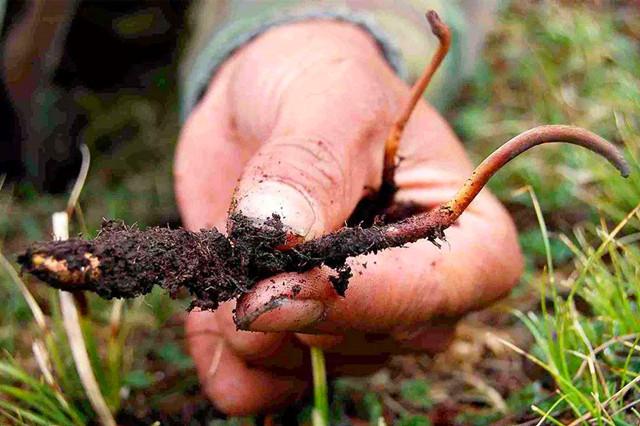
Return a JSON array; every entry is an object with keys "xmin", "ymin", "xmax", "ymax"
[
  {"xmin": 385, "ymin": 125, "xmax": 630, "ymax": 245},
  {"xmin": 443, "ymin": 125, "xmax": 630, "ymax": 222},
  {"xmin": 381, "ymin": 10, "xmax": 451, "ymax": 196}
]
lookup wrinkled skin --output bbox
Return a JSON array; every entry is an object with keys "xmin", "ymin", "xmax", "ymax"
[{"xmin": 175, "ymin": 20, "xmax": 523, "ymax": 415}]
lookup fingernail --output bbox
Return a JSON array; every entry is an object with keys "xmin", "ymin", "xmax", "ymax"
[
  {"xmin": 235, "ymin": 297, "xmax": 325, "ymax": 332},
  {"xmin": 234, "ymin": 181, "xmax": 322, "ymax": 240}
]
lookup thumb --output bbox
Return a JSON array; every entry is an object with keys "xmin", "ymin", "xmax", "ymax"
[{"xmin": 229, "ymin": 22, "xmax": 399, "ymax": 240}]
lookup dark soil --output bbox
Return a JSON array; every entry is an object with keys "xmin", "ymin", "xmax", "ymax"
[
  {"xmin": 19, "ymin": 220, "xmax": 238, "ymax": 310},
  {"xmin": 18, "ymin": 201, "xmax": 446, "ymax": 313}
]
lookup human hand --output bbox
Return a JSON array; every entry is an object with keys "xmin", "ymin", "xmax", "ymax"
[{"xmin": 174, "ymin": 20, "xmax": 523, "ymax": 415}]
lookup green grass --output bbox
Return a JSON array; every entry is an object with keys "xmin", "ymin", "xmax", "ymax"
[
  {"xmin": 586, "ymin": 114, "xmax": 640, "ymax": 229},
  {"xmin": 0, "ymin": 247, "xmax": 196, "ymax": 424},
  {"xmin": 311, "ymin": 347, "xmax": 330, "ymax": 426},
  {"xmin": 0, "ymin": 246, "xmax": 130, "ymax": 424},
  {"xmin": 507, "ymin": 202, "xmax": 640, "ymax": 424},
  {"xmin": 0, "ymin": 357, "xmax": 86, "ymax": 426},
  {"xmin": 456, "ymin": 3, "xmax": 640, "ymax": 423}
]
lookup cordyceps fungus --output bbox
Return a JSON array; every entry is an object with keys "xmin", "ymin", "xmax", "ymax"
[{"xmin": 17, "ymin": 11, "xmax": 630, "ymax": 322}]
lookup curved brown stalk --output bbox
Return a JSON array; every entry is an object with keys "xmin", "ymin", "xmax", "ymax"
[
  {"xmin": 381, "ymin": 11, "xmax": 451, "ymax": 199},
  {"xmin": 388, "ymin": 124, "xmax": 630, "ymax": 235},
  {"xmin": 442, "ymin": 125, "xmax": 630, "ymax": 222}
]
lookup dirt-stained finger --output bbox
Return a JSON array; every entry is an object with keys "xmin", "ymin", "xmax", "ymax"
[
  {"xmin": 174, "ymin": 55, "xmax": 251, "ymax": 232},
  {"xmin": 228, "ymin": 21, "xmax": 400, "ymax": 239}
]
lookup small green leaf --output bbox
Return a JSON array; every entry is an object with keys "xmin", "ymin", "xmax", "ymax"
[
  {"xmin": 363, "ymin": 392, "xmax": 383, "ymax": 423},
  {"xmin": 123, "ymin": 370, "xmax": 154, "ymax": 389},
  {"xmin": 400, "ymin": 379, "xmax": 432, "ymax": 409},
  {"xmin": 155, "ymin": 342, "xmax": 193, "ymax": 370}
]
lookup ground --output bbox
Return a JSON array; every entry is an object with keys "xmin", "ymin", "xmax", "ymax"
[{"xmin": 1, "ymin": 1, "xmax": 639, "ymax": 425}]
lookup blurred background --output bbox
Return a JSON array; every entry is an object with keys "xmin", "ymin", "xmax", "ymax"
[{"xmin": 1, "ymin": 0, "xmax": 639, "ymax": 424}]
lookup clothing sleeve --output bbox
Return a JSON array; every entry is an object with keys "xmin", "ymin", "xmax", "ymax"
[{"xmin": 180, "ymin": 0, "xmax": 499, "ymax": 122}]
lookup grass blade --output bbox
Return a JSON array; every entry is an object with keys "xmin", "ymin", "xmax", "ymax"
[
  {"xmin": 54, "ymin": 212, "xmax": 116, "ymax": 426},
  {"xmin": 311, "ymin": 346, "xmax": 329, "ymax": 426}
]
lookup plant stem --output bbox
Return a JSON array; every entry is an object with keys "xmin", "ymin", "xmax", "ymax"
[{"xmin": 311, "ymin": 346, "xmax": 329, "ymax": 426}]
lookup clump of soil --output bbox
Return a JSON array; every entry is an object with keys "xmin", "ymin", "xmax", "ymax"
[
  {"xmin": 18, "ymin": 207, "xmax": 446, "ymax": 310},
  {"xmin": 19, "ymin": 220, "xmax": 237, "ymax": 310}
]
